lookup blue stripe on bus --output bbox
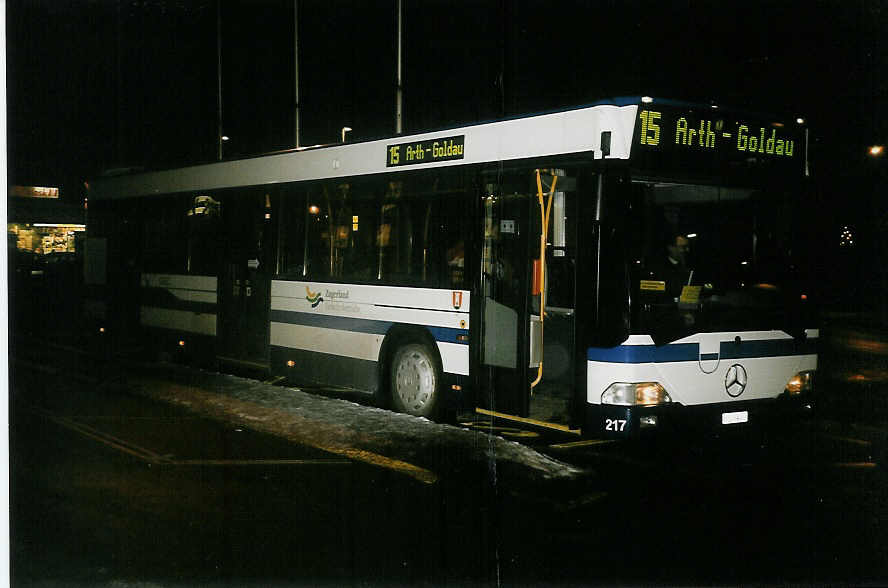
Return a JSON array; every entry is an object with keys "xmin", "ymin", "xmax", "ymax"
[
  {"xmin": 587, "ymin": 338, "xmax": 817, "ymax": 363},
  {"xmin": 426, "ymin": 326, "xmax": 469, "ymax": 345},
  {"xmin": 269, "ymin": 310, "xmax": 469, "ymax": 345},
  {"xmin": 587, "ymin": 343, "xmax": 698, "ymax": 363},
  {"xmin": 720, "ymin": 338, "xmax": 817, "ymax": 359},
  {"xmin": 270, "ymin": 310, "xmax": 391, "ymax": 334}
]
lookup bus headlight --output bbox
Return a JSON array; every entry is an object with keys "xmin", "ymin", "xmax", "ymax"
[
  {"xmin": 785, "ymin": 370, "xmax": 815, "ymax": 396},
  {"xmin": 602, "ymin": 382, "xmax": 671, "ymax": 406}
]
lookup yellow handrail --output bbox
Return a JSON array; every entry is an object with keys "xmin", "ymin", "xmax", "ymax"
[{"xmin": 530, "ymin": 169, "xmax": 557, "ymax": 391}]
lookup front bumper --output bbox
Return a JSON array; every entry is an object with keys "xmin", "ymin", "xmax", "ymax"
[{"xmin": 585, "ymin": 392, "xmax": 815, "ymax": 438}]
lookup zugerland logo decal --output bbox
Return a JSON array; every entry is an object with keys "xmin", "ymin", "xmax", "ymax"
[
  {"xmin": 725, "ymin": 364, "xmax": 748, "ymax": 397},
  {"xmin": 452, "ymin": 291, "xmax": 463, "ymax": 310},
  {"xmin": 305, "ymin": 286, "xmax": 323, "ymax": 308}
]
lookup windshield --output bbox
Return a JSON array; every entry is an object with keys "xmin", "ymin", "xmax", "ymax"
[{"xmin": 627, "ymin": 179, "xmax": 814, "ymax": 344}]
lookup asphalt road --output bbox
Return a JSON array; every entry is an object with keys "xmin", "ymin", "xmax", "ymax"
[{"xmin": 9, "ymin": 328, "xmax": 888, "ymax": 586}]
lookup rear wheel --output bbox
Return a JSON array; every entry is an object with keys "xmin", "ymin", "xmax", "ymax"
[{"xmin": 390, "ymin": 342, "xmax": 441, "ymax": 419}]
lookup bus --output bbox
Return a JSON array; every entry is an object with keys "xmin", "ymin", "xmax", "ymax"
[{"xmin": 85, "ymin": 97, "xmax": 817, "ymax": 436}]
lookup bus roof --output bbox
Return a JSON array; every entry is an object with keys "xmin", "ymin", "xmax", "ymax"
[{"xmin": 89, "ymin": 101, "xmax": 638, "ymax": 200}]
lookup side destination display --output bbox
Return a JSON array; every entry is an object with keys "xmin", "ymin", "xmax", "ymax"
[{"xmin": 387, "ymin": 135, "xmax": 465, "ymax": 167}]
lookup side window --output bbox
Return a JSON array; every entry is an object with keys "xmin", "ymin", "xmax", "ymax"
[
  {"xmin": 438, "ymin": 190, "xmax": 469, "ymax": 290},
  {"xmin": 304, "ymin": 182, "xmax": 378, "ymax": 281},
  {"xmin": 186, "ymin": 194, "xmax": 222, "ymax": 275},
  {"xmin": 377, "ymin": 180, "xmax": 430, "ymax": 285},
  {"xmin": 304, "ymin": 187, "xmax": 328, "ymax": 280},
  {"xmin": 276, "ymin": 189, "xmax": 306, "ymax": 278},
  {"xmin": 299, "ymin": 171, "xmax": 473, "ymax": 288},
  {"xmin": 385, "ymin": 173, "xmax": 471, "ymax": 288},
  {"xmin": 142, "ymin": 196, "xmax": 187, "ymax": 273}
]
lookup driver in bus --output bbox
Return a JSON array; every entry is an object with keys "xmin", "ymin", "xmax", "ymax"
[
  {"xmin": 640, "ymin": 231, "xmax": 699, "ymax": 328},
  {"xmin": 667, "ymin": 233, "xmax": 690, "ymax": 270},
  {"xmin": 656, "ymin": 232, "xmax": 693, "ymax": 298}
]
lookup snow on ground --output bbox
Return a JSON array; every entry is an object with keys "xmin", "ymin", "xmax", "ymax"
[{"xmin": 126, "ymin": 363, "xmax": 587, "ymax": 485}]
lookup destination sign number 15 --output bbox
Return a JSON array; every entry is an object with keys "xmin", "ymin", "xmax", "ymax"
[{"xmin": 638, "ymin": 109, "xmax": 796, "ymax": 157}]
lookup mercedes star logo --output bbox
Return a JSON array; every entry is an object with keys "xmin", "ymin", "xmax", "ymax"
[{"xmin": 725, "ymin": 364, "xmax": 748, "ymax": 397}]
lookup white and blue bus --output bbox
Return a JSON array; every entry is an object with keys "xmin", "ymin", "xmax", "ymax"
[{"xmin": 85, "ymin": 97, "xmax": 817, "ymax": 436}]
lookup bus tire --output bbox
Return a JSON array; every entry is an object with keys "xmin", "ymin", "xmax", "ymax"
[{"xmin": 390, "ymin": 342, "xmax": 442, "ymax": 419}]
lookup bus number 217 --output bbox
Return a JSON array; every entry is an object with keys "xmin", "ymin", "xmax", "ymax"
[{"xmin": 605, "ymin": 418, "xmax": 627, "ymax": 432}]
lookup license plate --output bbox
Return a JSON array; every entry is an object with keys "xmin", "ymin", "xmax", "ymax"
[{"xmin": 721, "ymin": 411, "xmax": 749, "ymax": 425}]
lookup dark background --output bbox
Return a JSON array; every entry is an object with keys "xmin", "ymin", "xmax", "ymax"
[{"xmin": 7, "ymin": 0, "xmax": 888, "ymax": 309}]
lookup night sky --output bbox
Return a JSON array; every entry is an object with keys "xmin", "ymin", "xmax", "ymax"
[{"xmin": 7, "ymin": 1, "xmax": 887, "ymax": 208}]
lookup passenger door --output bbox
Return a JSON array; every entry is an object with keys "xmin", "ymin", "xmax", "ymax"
[
  {"xmin": 218, "ymin": 191, "xmax": 274, "ymax": 368},
  {"xmin": 479, "ymin": 182, "xmax": 531, "ymax": 416},
  {"xmin": 479, "ymin": 169, "xmax": 578, "ymax": 425}
]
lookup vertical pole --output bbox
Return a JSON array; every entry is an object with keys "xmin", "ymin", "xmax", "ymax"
[
  {"xmin": 116, "ymin": 0, "xmax": 123, "ymax": 162},
  {"xmin": 594, "ymin": 174, "xmax": 603, "ymax": 328},
  {"xmin": 294, "ymin": 0, "xmax": 300, "ymax": 148},
  {"xmin": 395, "ymin": 0, "xmax": 404, "ymax": 134},
  {"xmin": 217, "ymin": 0, "xmax": 223, "ymax": 160}
]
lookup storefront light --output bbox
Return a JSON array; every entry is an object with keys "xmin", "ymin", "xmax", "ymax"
[{"xmin": 32, "ymin": 223, "xmax": 86, "ymax": 231}]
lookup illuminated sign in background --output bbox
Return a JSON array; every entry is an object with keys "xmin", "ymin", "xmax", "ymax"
[
  {"xmin": 387, "ymin": 135, "xmax": 465, "ymax": 167},
  {"xmin": 11, "ymin": 185, "xmax": 60, "ymax": 199},
  {"xmin": 632, "ymin": 104, "xmax": 805, "ymax": 179}
]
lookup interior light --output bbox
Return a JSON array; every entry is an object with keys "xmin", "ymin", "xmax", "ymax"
[
  {"xmin": 308, "ymin": 205, "xmax": 320, "ymax": 215},
  {"xmin": 796, "ymin": 118, "xmax": 805, "ymax": 125},
  {"xmin": 641, "ymin": 96, "xmax": 654, "ymax": 103},
  {"xmin": 287, "ymin": 360, "xmax": 296, "ymax": 368},
  {"xmin": 870, "ymin": 145, "xmax": 884, "ymax": 156},
  {"xmin": 686, "ymin": 233, "xmax": 698, "ymax": 238},
  {"xmin": 178, "ymin": 340, "xmax": 185, "ymax": 347}
]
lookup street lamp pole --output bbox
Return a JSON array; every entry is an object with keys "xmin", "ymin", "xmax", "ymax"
[
  {"xmin": 294, "ymin": 0, "xmax": 301, "ymax": 148},
  {"xmin": 396, "ymin": 0, "xmax": 404, "ymax": 134},
  {"xmin": 217, "ymin": 0, "xmax": 224, "ymax": 160}
]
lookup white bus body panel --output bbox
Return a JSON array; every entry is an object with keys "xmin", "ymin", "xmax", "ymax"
[
  {"xmin": 139, "ymin": 273, "xmax": 218, "ymax": 336},
  {"xmin": 587, "ymin": 331, "xmax": 818, "ymax": 406},
  {"xmin": 270, "ymin": 281, "xmax": 471, "ymax": 375}
]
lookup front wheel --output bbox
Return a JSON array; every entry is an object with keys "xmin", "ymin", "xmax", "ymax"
[{"xmin": 390, "ymin": 342, "xmax": 441, "ymax": 419}]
